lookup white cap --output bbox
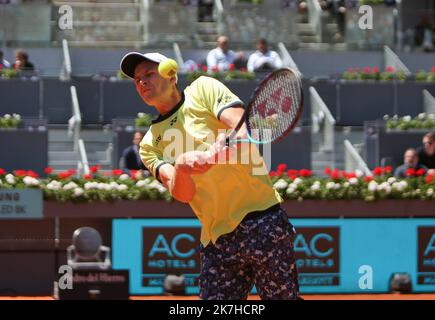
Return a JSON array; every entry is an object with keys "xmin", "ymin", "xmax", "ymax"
[{"xmin": 120, "ymin": 52, "xmax": 169, "ymax": 79}]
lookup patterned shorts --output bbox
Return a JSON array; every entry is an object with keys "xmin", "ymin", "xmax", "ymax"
[{"xmin": 198, "ymin": 207, "xmax": 300, "ymax": 300}]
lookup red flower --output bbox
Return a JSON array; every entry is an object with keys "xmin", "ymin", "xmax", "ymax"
[
  {"xmin": 190, "ymin": 65, "xmax": 195, "ymax": 72},
  {"xmin": 355, "ymin": 67, "xmax": 361, "ymax": 72},
  {"xmin": 90, "ymin": 165, "xmax": 100, "ymax": 173},
  {"xmin": 211, "ymin": 66, "xmax": 219, "ymax": 73},
  {"xmin": 129, "ymin": 170, "xmax": 138, "ymax": 179},
  {"xmin": 14, "ymin": 170, "xmax": 27, "ymax": 176},
  {"xmin": 229, "ymin": 64, "xmax": 235, "ymax": 71},
  {"xmin": 84, "ymin": 174, "xmax": 93, "ymax": 180},
  {"xmin": 0, "ymin": 168, "xmax": 5, "ymax": 175},
  {"xmin": 201, "ymin": 66, "xmax": 208, "ymax": 72},
  {"xmin": 299, "ymin": 169, "xmax": 312, "ymax": 177},
  {"xmin": 372, "ymin": 67, "xmax": 379, "ymax": 73},
  {"xmin": 345, "ymin": 172, "xmax": 357, "ymax": 179},
  {"xmin": 431, "ymin": 67, "xmax": 435, "ymax": 73},
  {"xmin": 373, "ymin": 167, "xmax": 383, "ymax": 176},
  {"xmin": 112, "ymin": 169, "xmax": 123, "ymax": 176},
  {"xmin": 405, "ymin": 168, "xmax": 416, "ymax": 177},
  {"xmin": 331, "ymin": 169, "xmax": 341, "ymax": 180},
  {"xmin": 426, "ymin": 174, "xmax": 434, "ymax": 184},
  {"xmin": 57, "ymin": 172, "xmax": 71, "ymax": 179},
  {"xmin": 384, "ymin": 166, "xmax": 393, "ymax": 174},
  {"xmin": 324, "ymin": 167, "xmax": 332, "ymax": 175},
  {"xmin": 44, "ymin": 167, "xmax": 53, "ymax": 175},
  {"xmin": 386, "ymin": 66, "xmax": 395, "ymax": 73},
  {"xmin": 27, "ymin": 170, "xmax": 39, "ymax": 178},
  {"xmin": 364, "ymin": 176, "xmax": 373, "ymax": 182},
  {"xmin": 287, "ymin": 169, "xmax": 299, "ymax": 177},
  {"xmin": 363, "ymin": 67, "xmax": 370, "ymax": 73},
  {"xmin": 277, "ymin": 164, "xmax": 287, "ymax": 173},
  {"xmin": 416, "ymin": 168, "xmax": 426, "ymax": 177},
  {"xmin": 239, "ymin": 68, "xmax": 247, "ymax": 72},
  {"xmin": 269, "ymin": 171, "xmax": 278, "ymax": 177},
  {"xmin": 347, "ymin": 67, "xmax": 353, "ymax": 73}
]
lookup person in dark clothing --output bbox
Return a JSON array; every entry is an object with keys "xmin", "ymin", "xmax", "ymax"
[
  {"xmin": 13, "ymin": 50, "xmax": 34, "ymax": 71},
  {"xmin": 120, "ymin": 131, "xmax": 147, "ymax": 172},
  {"xmin": 394, "ymin": 148, "xmax": 428, "ymax": 178},
  {"xmin": 417, "ymin": 132, "xmax": 435, "ymax": 175}
]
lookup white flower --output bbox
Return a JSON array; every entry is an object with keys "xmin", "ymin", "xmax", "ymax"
[
  {"xmin": 97, "ymin": 183, "xmax": 111, "ymax": 191},
  {"xmin": 5, "ymin": 174, "xmax": 15, "ymax": 185},
  {"xmin": 418, "ymin": 112, "xmax": 426, "ymax": 120},
  {"xmin": 326, "ymin": 182, "xmax": 335, "ymax": 190},
  {"xmin": 23, "ymin": 176, "xmax": 39, "ymax": 186},
  {"xmin": 273, "ymin": 179, "xmax": 288, "ymax": 190},
  {"xmin": 403, "ymin": 115, "xmax": 412, "ymax": 122},
  {"xmin": 0, "ymin": 179, "xmax": 2, "ymax": 185},
  {"xmin": 109, "ymin": 182, "xmax": 119, "ymax": 190},
  {"xmin": 378, "ymin": 182, "xmax": 391, "ymax": 193},
  {"xmin": 119, "ymin": 174, "xmax": 130, "ymax": 181},
  {"xmin": 392, "ymin": 182, "xmax": 404, "ymax": 192},
  {"xmin": 310, "ymin": 184, "xmax": 320, "ymax": 191},
  {"xmin": 63, "ymin": 182, "xmax": 78, "ymax": 190},
  {"xmin": 368, "ymin": 181, "xmax": 378, "ymax": 192},
  {"xmin": 136, "ymin": 180, "xmax": 147, "ymax": 188},
  {"xmin": 349, "ymin": 177, "xmax": 358, "ymax": 185},
  {"xmin": 84, "ymin": 182, "xmax": 98, "ymax": 190},
  {"xmin": 12, "ymin": 113, "xmax": 21, "ymax": 120},
  {"xmin": 383, "ymin": 114, "xmax": 389, "ymax": 120},
  {"xmin": 293, "ymin": 178, "xmax": 302, "ymax": 185},
  {"xmin": 427, "ymin": 188, "xmax": 433, "ymax": 196},
  {"xmin": 138, "ymin": 112, "xmax": 145, "ymax": 118},
  {"xmin": 334, "ymin": 183, "xmax": 341, "ymax": 190},
  {"xmin": 392, "ymin": 114, "xmax": 398, "ymax": 120},
  {"xmin": 117, "ymin": 184, "xmax": 128, "ymax": 191},
  {"xmin": 355, "ymin": 170, "xmax": 364, "ymax": 178},
  {"xmin": 428, "ymin": 114, "xmax": 435, "ymax": 120},
  {"xmin": 387, "ymin": 177, "xmax": 396, "ymax": 184},
  {"xmin": 343, "ymin": 182, "xmax": 350, "ymax": 188},
  {"xmin": 3, "ymin": 114, "xmax": 11, "ymax": 119},
  {"xmin": 286, "ymin": 187, "xmax": 296, "ymax": 195},
  {"xmin": 73, "ymin": 188, "xmax": 84, "ymax": 197},
  {"xmin": 46, "ymin": 180, "xmax": 62, "ymax": 190},
  {"xmin": 399, "ymin": 180, "xmax": 408, "ymax": 189}
]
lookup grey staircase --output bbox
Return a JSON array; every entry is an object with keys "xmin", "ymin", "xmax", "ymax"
[{"xmin": 48, "ymin": 128, "xmax": 112, "ymax": 172}]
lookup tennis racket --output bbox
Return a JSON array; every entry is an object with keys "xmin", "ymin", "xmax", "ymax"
[{"xmin": 226, "ymin": 67, "xmax": 303, "ymax": 146}]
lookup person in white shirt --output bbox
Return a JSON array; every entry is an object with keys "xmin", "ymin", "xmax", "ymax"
[
  {"xmin": 247, "ymin": 38, "xmax": 283, "ymax": 73},
  {"xmin": 206, "ymin": 36, "xmax": 237, "ymax": 72}
]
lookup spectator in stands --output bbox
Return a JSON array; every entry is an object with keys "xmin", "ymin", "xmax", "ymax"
[
  {"xmin": 12, "ymin": 49, "xmax": 35, "ymax": 72},
  {"xmin": 247, "ymin": 38, "xmax": 283, "ymax": 73},
  {"xmin": 206, "ymin": 36, "xmax": 244, "ymax": 72},
  {"xmin": 394, "ymin": 148, "xmax": 428, "ymax": 178},
  {"xmin": 417, "ymin": 132, "xmax": 435, "ymax": 175},
  {"xmin": 0, "ymin": 50, "xmax": 11, "ymax": 70},
  {"xmin": 120, "ymin": 131, "xmax": 147, "ymax": 173}
]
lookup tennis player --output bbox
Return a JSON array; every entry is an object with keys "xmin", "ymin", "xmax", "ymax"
[{"xmin": 120, "ymin": 52, "xmax": 300, "ymax": 300}]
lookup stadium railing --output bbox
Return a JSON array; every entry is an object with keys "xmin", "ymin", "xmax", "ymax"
[
  {"xmin": 309, "ymin": 86, "xmax": 335, "ymax": 153},
  {"xmin": 344, "ymin": 139, "xmax": 371, "ymax": 176},
  {"xmin": 423, "ymin": 89, "xmax": 435, "ymax": 115}
]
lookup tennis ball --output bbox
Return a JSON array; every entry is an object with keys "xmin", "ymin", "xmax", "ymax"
[{"xmin": 158, "ymin": 58, "xmax": 178, "ymax": 79}]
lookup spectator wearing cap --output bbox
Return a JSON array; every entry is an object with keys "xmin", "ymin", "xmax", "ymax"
[
  {"xmin": 0, "ymin": 50, "xmax": 11, "ymax": 70},
  {"xmin": 247, "ymin": 38, "xmax": 283, "ymax": 73},
  {"xmin": 394, "ymin": 148, "xmax": 428, "ymax": 178},
  {"xmin": 417, "ymin": 132, "xmax": 435, "ymax": 175}
]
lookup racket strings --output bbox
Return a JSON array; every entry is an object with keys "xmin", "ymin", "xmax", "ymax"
[{"xmin": 248, "ymin": 70, "xmax": 301, "ymax": 143}]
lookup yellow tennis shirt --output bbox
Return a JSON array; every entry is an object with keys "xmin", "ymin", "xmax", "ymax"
[{"xmin": 139, "ymin": 76, "xmax": 282, "ymax": 246}]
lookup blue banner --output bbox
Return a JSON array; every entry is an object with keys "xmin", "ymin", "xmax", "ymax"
[{"xmin": 112, "ymin": 218, "xmax": 435, "ymax": 294}]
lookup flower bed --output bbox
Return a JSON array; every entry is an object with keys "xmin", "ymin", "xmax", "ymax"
[
  {"xmin": 1, "ymin": 165, "xmax": 435, "ymax": 203},
  {"xmin": 0, "ymin": 113, "xmax": 21, "ymax": 129},
  {"xmin": 384, "ymin": 113, "xmax": 435, "ymax": 131}
]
